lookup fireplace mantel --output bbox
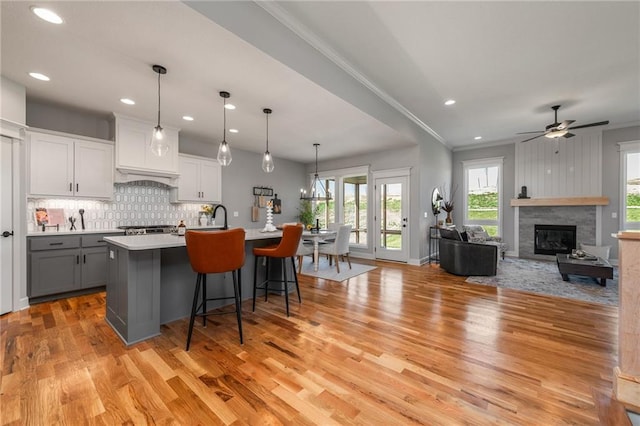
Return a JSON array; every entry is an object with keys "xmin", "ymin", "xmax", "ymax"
[{"xmin": 510, "ymin": 196, "xmax": 609, "ymax": 207}]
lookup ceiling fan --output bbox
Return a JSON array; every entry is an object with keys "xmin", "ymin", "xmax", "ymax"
[{"xmin": 518, "ymin": 105, "xmax": 609, "ymax": 143}]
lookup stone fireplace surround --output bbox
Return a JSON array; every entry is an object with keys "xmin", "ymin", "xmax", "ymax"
[{"xmin": 518, "ymin": 206, "xmax": 597, "ymax": 260}]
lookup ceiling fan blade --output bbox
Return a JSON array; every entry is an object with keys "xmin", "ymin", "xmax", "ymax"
[
  {"xmin": 568, "ymin": 120, "xmax": 610, "ymax": 130},
  {"xmin": 562, "ymin": 132, "xmax": 575, "ymax": 139},
  {"xmin": 516, "ymin": 131, "xmax": 544, "ymax": 135},
  {"xmin": 556, "ymin": 120, "xmax": 575, "ymax": 130},
  {"xmin": 520, "ymin": 134, "xmax": 545, "ymax": 143}
]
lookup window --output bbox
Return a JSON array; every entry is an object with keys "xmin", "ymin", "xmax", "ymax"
[
  {"xmin": 620, "ymin": 141, "xmax": 640, "ymax": 230},
  {"xmin": 313, "ymin": 166, "xmax": 369, "ymax": 247},
  {"xmin": 343, "ymin": 175, "xmax": 367, "ymax": 245},
  {"xmin": 314, "ymin": 178, "xmax": 335, "ymax": 229},
  {"xmin": 462, "ymin": 157, "xmax": 503, "ymax": 236}
]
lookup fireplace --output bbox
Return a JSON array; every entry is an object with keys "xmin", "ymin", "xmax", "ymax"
[{"xmin": 534, "ymin": 224, "xmax": 577, "ymax": 255}]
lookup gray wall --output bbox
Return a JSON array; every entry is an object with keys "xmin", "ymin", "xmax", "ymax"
[
  {"xmin": 179, "ymin": 136, "xmax": 305, "ymax": 228},
  {"xmin": 1, "ymin": 76, "xmax": 26, "ymax": 125},
  {"xmin": 316, "ymin": 137, "xmax": 452, "ymax": 263},
  {"xmin": 27, "ymin": 100, "xmax": 111, "ymax": 140},
  {"xmin": 452, "ymin": 143, "xmax": 516, "ymax": 254},
  {"xmin": 26, "ymin": 100, "xmax": 307, "ymax": 229},
  {"xmin": 451, "ymin": 125, "xmax": 640, "ymax": 261},
  {"xmin": 602, "ymin": 125, "xmax": 640, "ymax": 259}
]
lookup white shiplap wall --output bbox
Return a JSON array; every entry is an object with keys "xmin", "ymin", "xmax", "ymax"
[{"xmin": 515, "ymin": 132, "xmax": 602, "ymax": 197}]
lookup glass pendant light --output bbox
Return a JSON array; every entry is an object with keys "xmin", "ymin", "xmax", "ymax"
[
  {"xmin": 150, "ymin": 65, "xmax": 170, "ymax": 157},
  {"xmin": 300, "ymin": 143, "xmax": 332, "ymax": 201},
  {"xmin": 262, "ymin": 108, "xmax": 275, "ymax": 173},
  {"xmin": 217, "ymin": 91, "xmax": 232, "ymax": 166}
]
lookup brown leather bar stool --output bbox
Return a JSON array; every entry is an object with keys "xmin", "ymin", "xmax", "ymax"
[
  {"xmin": 252, "ymin": 224, "xmax": 303, "ymax": 317},
  {"xmin": 184, "ymin": 228, "xmax": 245, "ymax": 350}
]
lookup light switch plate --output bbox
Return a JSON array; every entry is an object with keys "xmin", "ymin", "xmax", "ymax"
[{"xmin": 233, "ymin": 211, "xmax": 239, "ymax": 217}]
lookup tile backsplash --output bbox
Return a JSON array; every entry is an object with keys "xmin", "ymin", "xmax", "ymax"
[{"xmin": 27, "ymin": 181, "xmax": 207, "ymax": 232}]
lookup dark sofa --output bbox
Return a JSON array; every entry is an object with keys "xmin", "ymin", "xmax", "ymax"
[{"xmin": 438, "ymin": 228, "xmax": 497, "ymax": 276}]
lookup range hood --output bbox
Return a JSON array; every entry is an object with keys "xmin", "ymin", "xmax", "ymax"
[{"xmin": 114, "ymin": 169, "xmax": 178, "ymax": 187}]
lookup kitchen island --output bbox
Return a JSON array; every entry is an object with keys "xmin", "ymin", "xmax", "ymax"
[{"xmin": 103, "ymin": 229, "xmax": 284, "ymax": 345}]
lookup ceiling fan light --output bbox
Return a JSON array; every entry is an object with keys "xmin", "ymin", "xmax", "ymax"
[{"xmin": 545, "ymin": 129, "xmax": 568, "ymax": 139}]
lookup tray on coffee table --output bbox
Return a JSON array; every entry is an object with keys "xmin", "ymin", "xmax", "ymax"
[{"xmin": 556, "ymin": 253, "xmax": 613, "ymax": 286}]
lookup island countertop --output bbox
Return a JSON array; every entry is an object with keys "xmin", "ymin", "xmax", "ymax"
[{"xmin": 103, "ymin": 228, "xmax": 283, "ymax": 250}]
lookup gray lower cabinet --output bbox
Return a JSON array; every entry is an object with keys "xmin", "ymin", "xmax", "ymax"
[
  {"xmin": 29, "ymin": 247, "xmax": 82, "ymax": 297},
  {"xmin": 28, "ymin": 233, "xmax": 118, "ymax": 301}
]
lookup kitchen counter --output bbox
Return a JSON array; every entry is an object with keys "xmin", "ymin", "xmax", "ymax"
[
  {"xmin": 27, "ymin": 224, "xmax": 226, "ymax": 237},
  {"xmin": 27, "ymin": 228, "xmax": 124, "ymax": 237},
  {"xmin": 104, "ymin": 227, "xmax": 285, "ymax": 345},
  {"xmin": 103, "ymin": 228, "xmax": 281, "ymax": 250}
]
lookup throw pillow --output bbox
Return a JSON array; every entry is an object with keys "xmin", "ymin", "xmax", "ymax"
[
  {"xmin": 460, "ymin": 231, "xmax": 469, "ymax": 242},
  {"xmin": 579, "ymin": 243, "xmax": 610, "ymax": 261},
  {"xmin": 468, "ymin": 234, "xmax": 487, "ymax": 244}
]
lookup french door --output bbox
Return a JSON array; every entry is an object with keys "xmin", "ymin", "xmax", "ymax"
[{"xmin": 374, "ymin": 174, "xmax": 409, "ymax": 262}]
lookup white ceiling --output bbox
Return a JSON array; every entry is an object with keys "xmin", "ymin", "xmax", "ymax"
[{"xmin": 2, "ymin": 1, "xmax": 638, "ymax": 163}]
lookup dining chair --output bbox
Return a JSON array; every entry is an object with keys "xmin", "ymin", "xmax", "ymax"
[
  {"xmin": 252, "ymin": 224, "xmax": 303, "ymax": 317},
  {"xmin": 184, "ymin": 228, "xmax": 245, "ymax": 350},
  {"xmin": 318, "ymin": 224, "xmax": 352, "ymax": 273},
  {"xmin": 296, "ymin": 239, "xmax": 314, "ymax": 273}
]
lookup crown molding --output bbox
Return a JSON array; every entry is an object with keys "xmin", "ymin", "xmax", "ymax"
[{"xmin": 256, "ymin": 1, "xmax": 446, "ymax": 147}]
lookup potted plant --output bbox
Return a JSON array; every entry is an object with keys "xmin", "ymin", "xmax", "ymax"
[
  {"xmin": 440, "ymin": 185, "xmax": 458, "ymax": 225},
  {"xmin": 298, "ymin": 199, "xmax": 316, "ymax": 230}
]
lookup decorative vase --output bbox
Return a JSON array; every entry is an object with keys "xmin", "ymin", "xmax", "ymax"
[
  {"xmin": 262, "ymin": 203, "xmax": 277, "ymax": 232},
  {"xmin": 445, "ymin": 211, "xmax": 453, "ymax": 225}
]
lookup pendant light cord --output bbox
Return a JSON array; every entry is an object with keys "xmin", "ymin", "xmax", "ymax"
[
  {"xmin": 223, "ymin": 97, "xmax": 226, "ymax": 142},
  {"xmin": 157, "ymin": 70, "xmax": 161, "ymax": 127},
  {"xmin": 265, "ymin": 112, "xmax": 269, "ymax": 152}
]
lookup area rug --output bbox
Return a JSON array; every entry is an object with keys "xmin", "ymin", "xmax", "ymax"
[
  {"xmin": 466, "ymin": 257, "xmax": 618, "ymax": 306},
  {"xmin": 298, "ymin": 256, "xmax": 376, "ymax": 282}
]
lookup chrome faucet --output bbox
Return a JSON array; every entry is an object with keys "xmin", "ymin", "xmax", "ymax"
[{"xmin": 212, "ymin": 204, "xmax": 228, "ymax": 230}]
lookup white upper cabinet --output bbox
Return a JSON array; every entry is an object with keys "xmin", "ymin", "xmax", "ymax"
[
  {"xmin": 28, "ymin": 130, "xmax": 114, "ymax": 199},
  {"xmin": 112, "ymin": 114, "xmax": 179, "ymax": 180},
  {"xmin": 171, "ymin": 154, "xmax": 221, "ymax": 203}
]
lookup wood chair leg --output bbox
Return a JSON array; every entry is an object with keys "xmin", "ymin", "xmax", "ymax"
[
  {"xmin": 335, "ymin": 255, "xmax": 340, "ymax": 273},
  {"xmin": 345, "ymin": 253, "xmax": 352, "ymax": 269}
]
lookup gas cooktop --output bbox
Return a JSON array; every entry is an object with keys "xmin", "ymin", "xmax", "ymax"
[{"xmin": 117, "ymin": 225, "xmax": 176, "ymax": 235}]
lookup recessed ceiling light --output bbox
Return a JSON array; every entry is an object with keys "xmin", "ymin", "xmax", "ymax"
[
  {"xmin": 224, "ymin": 104, "xmax": 236, "ymax": 110},
  {"xmin": 444, "ymin": 99, "xmax": 456, "ymax": 106},
  {"xmin": 120, "ymin": 98, "xmax": 135, "ymax": 105},
  {"xmin": 229, "ymin": 129, "xmax": 239, "ymax": 133},
  {"xmin": 31, "ymin": 7, "xmax": 63, "ymax": 24},
  {"xmin": 474, "ymin": 136, "xmax": 482, "ymax": 140},
  {"xmin": 182, "ymin": 116, "xmax": 194, "ymax": 121},
  {"xmin": 29, "ymin": 72, "xmax": 50, "ymax": 81}
]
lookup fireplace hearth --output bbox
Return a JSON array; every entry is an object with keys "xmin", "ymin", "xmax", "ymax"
[{"xmin": 534, "ymin": 224, "xmax": 577, "ymax": 255}]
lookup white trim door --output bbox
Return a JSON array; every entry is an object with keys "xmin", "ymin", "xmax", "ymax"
[
  {"xmin": 374, "ymin": 174, "xmax": 409, "ymax": 262},
  {"xmin": 1, "ymin": 136, "xmax": 14, "ymax": 314}
]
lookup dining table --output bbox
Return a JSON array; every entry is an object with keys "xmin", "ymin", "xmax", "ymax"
[{"xmin": 302, "ymin": 229, "xmax": 337, "ymax": 272}]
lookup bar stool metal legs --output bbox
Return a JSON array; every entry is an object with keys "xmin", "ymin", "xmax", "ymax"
[
  {"xmin": 186, "ymin": 269, "xmax": 244, "ymax": 351},
  {"xmin": 252, "ymin": 255, "xmax": 301, "ymax": 317}
]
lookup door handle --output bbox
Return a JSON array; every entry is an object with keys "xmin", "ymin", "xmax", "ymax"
[
  {"xmin": 83, "ymin": 254, "xmax": 86, "ymax": 264},
  {"xmin": 2, "ymin": 231, "xmax": 13, "ymax": 238}
]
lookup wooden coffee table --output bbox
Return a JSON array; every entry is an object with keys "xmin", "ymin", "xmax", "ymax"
[{"xmin": 556, "ymin": 253, "xmax": 613, "ymax": 286}]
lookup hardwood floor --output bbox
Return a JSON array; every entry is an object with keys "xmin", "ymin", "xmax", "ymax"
[{"xmin": 1, "ymin": 261, "xmax": 627, "ymax": 425}]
